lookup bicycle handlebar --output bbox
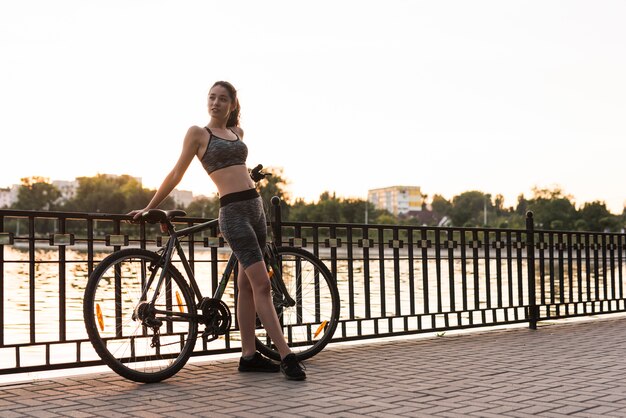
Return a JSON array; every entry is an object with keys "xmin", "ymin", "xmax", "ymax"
[{"xmin": 250, "ymin": 164, "xmax": 271, "ymax": 182}]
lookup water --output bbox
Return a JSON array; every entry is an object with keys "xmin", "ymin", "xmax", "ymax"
[
  {"xmin": 1, "ymin": 245, "xmax": 621, "ymax": 366},
  {"xmin": 1, "ymin": 254, "xmax": 220, "ymax": 340}
]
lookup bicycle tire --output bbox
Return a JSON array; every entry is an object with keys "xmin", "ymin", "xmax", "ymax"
[
  {"xmin": 83, "ymin": 248, "xmax": 198, "ymax": 383},
  {"xmin": 255, "ymin": 246, "xmax": 340, "ymax": 361}
]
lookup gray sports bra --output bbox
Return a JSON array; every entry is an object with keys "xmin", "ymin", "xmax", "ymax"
[{"xmin": 200, "ymin": 127, "xmax": 248, "ymax": 174}]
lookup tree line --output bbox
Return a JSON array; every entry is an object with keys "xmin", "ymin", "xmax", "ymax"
[{"xmin": 5, "ymin": 173, "xmax": 626, "ymax": 232}]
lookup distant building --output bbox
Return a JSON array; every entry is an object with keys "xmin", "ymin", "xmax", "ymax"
[
  {"xmin": 368, "ymin": 186, "xmax": 426, "ymax": 216},
  {"xmin": 170, "ymin": 189, "xmax": 193, "ymax": 208},
  {"xmin": 0, "ymin": 185, "xmax": 20, "ymax": 208},
  {"xmin": 52, "ymin": 180, "xmax": 79, "ymax": 202}
]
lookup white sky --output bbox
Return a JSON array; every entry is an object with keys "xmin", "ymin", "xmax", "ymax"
[{"xmin": 1, "ymin": 1, "xmax": 625, "ymax": 212}]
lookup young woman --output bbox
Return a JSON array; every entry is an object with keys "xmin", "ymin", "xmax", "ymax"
[{"xmin": 129, "ymin": 81, "xmax": 306, "ymax": 381}]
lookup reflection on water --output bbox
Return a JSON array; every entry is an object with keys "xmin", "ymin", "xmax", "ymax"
[
  {"xmin": 2, "ymin": 246, "xmax": 621, "ymax": 349},
  {"xmin": 3, "ymin": 213, "xmax": 624, "ymax": 375},
  {"xmin": 1, "ymin": 247, "xmax": 236, "ymax": 346}
]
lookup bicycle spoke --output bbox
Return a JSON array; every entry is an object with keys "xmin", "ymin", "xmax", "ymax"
[
  {"xmin": 84, "ymin": 249, "xmax": 198, "ymax": 383},
  {"xmin": 255, "ymin": 247, "xmax": 339, "ymax": 361}
]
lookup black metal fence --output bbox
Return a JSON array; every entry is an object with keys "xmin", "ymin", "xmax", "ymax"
[{"xmin": 1, "ymin": 206, "xmax": 626, "ymax": 375}]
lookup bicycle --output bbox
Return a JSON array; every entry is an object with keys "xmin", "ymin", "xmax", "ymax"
[{"xmin": 83, "ymin": 165, "xmax": 340, "ymax": 383}]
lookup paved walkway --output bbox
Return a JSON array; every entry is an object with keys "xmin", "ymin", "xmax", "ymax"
[{"xmin": 2, "ymin": 316, "xmax": 626, "ymax": 417}]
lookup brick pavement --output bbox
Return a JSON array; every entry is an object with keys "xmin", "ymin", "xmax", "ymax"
[{"xmin": 2, "ymin": 316, "xmax": 626, "ymax": 417}]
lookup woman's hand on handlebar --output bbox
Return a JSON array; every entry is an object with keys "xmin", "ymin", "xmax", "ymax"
[{"xmin": 127, "ymin": 209, "xmax": 146, "ymax": 223}]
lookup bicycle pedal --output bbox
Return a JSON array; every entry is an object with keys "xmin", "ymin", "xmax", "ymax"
[{"xmin": 201, "ymin": 330, "xmax": 219, "ymax": 343}]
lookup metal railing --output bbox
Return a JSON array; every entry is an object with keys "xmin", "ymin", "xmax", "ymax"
[{"xmin": 1, "ymin": 205, "xmax": 626, "ymax": 375}]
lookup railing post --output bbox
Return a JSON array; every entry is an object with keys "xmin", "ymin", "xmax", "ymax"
[
  {"xmin": 271, "ymin": 196, "xmax": 283, "ymax": 246},
  {"xmin": 526, "ymin": 211, "xmax": 538, "ymax": 329}
]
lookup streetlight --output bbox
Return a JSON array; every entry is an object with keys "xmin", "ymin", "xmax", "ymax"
[{"xmin": 484, "ymin": 195, "xmax": 488, "ymax": 226}]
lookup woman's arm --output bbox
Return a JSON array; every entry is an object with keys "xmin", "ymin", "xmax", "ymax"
[{"xmin": 129, "ymin": 126, "xmax": 204, "ymax": 219}]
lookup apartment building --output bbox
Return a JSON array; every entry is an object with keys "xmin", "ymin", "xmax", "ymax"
[
  {"xmin": 170, "ymin": 189, "xmax": 194, "ymax": 208},
  {"xmin": 0, "ymin": 185, "xmax": 19, "ymax": 208},
  {"xmin": 368, "ymin": 186, "xmax": 425, "ymax": 216},
  {"xmin": 52, "ymin": 180, "xmax": 79, "ymax": 202}
]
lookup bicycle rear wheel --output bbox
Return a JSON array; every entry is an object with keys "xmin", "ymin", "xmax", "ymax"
[
  {"xmin": 255, "ymin": 246, "xmax": 340, "ymax": 361},
  {"xmin": 83, "ymin": 248, "xmax": 198, "ymax": 383}
]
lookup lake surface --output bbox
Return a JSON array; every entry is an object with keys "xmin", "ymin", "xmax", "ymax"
[{"xmin": 1, "ymin": 245, "xmax": 618, "ymax": 349}]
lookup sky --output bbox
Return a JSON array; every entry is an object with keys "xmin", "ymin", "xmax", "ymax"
[{"xmin": 1, "ymin": 1, "xmax": 625, "ymax": 213}]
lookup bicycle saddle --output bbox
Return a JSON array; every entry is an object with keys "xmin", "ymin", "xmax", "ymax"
[{"xmin": 141, "ymin": 209, "xmax": 187, "ymax": 223}]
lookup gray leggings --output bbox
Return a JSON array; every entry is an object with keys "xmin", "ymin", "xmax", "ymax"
[{"xmin": 218, "ymin": 196, "xmax": 267, "ymax": 270}]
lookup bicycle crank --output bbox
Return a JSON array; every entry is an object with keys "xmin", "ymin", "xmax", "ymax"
[{"xmin": 198, "ymin": 298, "xmax": 231, "ymax": 336}]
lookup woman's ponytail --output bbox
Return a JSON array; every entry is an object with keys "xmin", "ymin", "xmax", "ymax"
[{"xmin": 226, "ymin": 98, "xmax": 240, "ymax": 127}]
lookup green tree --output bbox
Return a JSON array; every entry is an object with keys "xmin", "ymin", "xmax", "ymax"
[
  {"xmin": 494, "ymin": 194, "xmax": 506, "ymax": 216},
  {"xmin": 450, "ymin": 191, "xmax": 492, "ymax": 227},
  {"xmin": 574, "ymin": 219, "xmax": 588, "ymax": 231},
  {"xmin": 119, "ymin": 176, "xmax": 156, "ymax": 211},
  {"xmin": 288, "ymin": 192, "xmax": 337, "ymax": 223},
  {"xmin": 185, "ymin": 195, "xmax": 220, "ymax": 219},
  {"xmin": 287, "ymin": 193, "xmax": 389, "ymax": 224},
  {"xmin": 578, "ymin": 201, "xmax": 619, "ymax": 232},
  {"xmin": 317, "ymin": 192, "xmax": 341, "ymax": 223},
  {"xmin": 66, "ymin": 175, "xmax": 124, "ymax": 213},
  {"xmin": 287, "ymin": 198, "xmax": 309, "ymax": 222},
  {"xmin": 505, "ymin": 213, "xmax": 526, "ymax": 229},
  {"xmin": 13, "ymin": 177, "xmax": 62, "ymax": 210},
  {"xmin": 515, "ymin": 194, "xmax": 529, "ymax": 216},
  {"xmin": 431, "ymin": 194, "xmax": 452, "ymax": 217},
  {"xmin": 64, "ymin": 174, "xmax": 173, "ymax": 214},
  {"xmin": 374, "ymin": 212, "xmax": 396, "ymax": 224},
  {"xmin": 525, "ymin": 186, "xmax": 577, "ymax": 230},
  {"xmin": 339, "ymin": 198, "xmax": 368, "ymax": 223}
]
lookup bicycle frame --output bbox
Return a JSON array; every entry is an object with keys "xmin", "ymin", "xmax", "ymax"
[
  {"xmin": 144, "ymin": 218, "xmax": 219, "ymax": 308},
  {"xmin": 144, "ymin": 217, "xmax": 294, "ymax": 323}
]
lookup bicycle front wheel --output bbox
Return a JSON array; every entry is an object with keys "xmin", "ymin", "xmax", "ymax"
[
  {"xmin": 255, "ymin": 246, "xmax": 340, "ymax": 361},
  {"xmin": 83, "ymin": 248, "xmax": 198, "ymax": 383}
]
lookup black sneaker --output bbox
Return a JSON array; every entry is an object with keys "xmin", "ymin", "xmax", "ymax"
[
  {"xmin": 280, "ymin": 353, "xmax": 306, "ymax": 381},
  {"xmin": 238, "ymin": 352, "xmax": 280, "ymax": 373}
]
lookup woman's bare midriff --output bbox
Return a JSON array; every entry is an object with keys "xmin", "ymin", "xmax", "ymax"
[{"xmin": 209, "ymin": 164, "xmax": 256, "ymax": 196}]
